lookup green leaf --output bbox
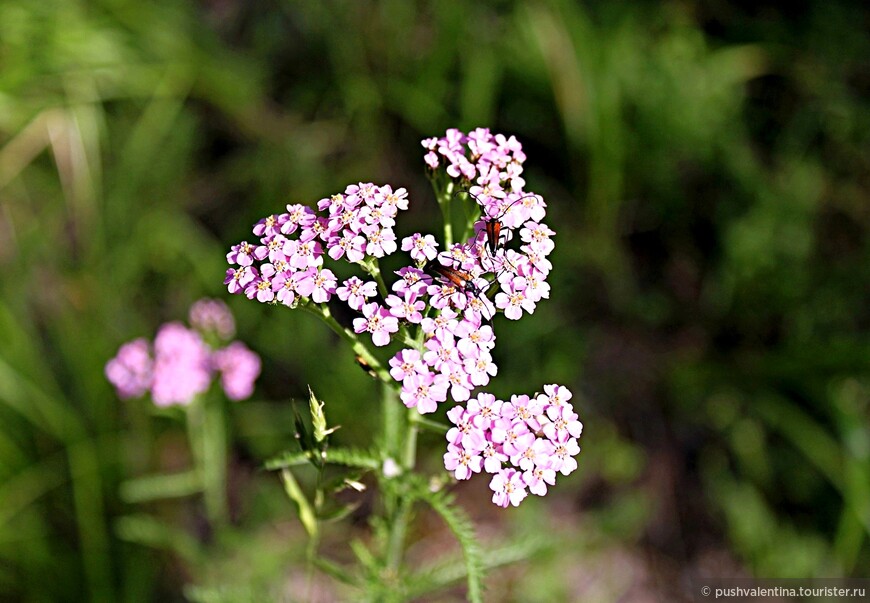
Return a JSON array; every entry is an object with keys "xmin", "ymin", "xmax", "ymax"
[
  {"xmin": 292, "ymin": 402, "xmax": 319, "ymax": 468},
  {"xmin": 308, "ymin": 386, "xmax": 337, "ymax": 443},
  {"xmin": 320, "ymin": 469, "xmax": 366, "ymax": 495},
  {"xmin": 119, "ymin": 471, "xmax": 202, "ymax": 503},
  {"xmin": 114, "ymin": 514, "xmax": 202, "ymax": 563},
  {"xmin": 280, "ymin": 469, "xmax": 318, "ymax": 541},
  {"xmin": 322, "ymin": 447, "xmax": 381, "ymax": 470},
  {"xmin": 264, "ymin": 447, "xmax": 380, "ymax": 471},
  {"xmin": 311, "ymin": 556, "xmax": 360, "ymax": 587},
  {"xmin": 350, "ymin": 538, "xmax": 379, "ymax": 574},
  {"xmin": 418, "ymin": 489, "xmax": 485, "ymax": 603},
  {"xmin": 318, "ymin": 501, "xmax": 362, "ymax": 524},
  {"xmin": 404, "ymin": 534, "xmax": 548, "ymax": 600},
  {"xmin": 263, "ymin": 450, "xmax": 309, "ymax": 471}
]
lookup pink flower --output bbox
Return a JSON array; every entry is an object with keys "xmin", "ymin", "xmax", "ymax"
[
  {"xmin": 444, "ymin": 444, "xmax": 483, "ymax": 480},
  {"xmin": 523, "ymin": 465, "xmax": 557, "ymax": 496},
  {"xmin": 454, "ymin": 322, "xmax": 495, "ymax": 358},
  {"xmin": 150, "ymin": 323, "xmax": 212, "ymax": 407},
  {"xmin": 443, "ymin": 365, "xmax": 473, "ymax": 402},
  {"xmin": 212, "ymin": 341, "xmax": 261, "ymax": 401},
  {"xmin": 225, "ymin": 266, "xmax": 256, "ymax": 294},
  {"xmin": 298, "ymin": 268, "xmax": 337, "ymax": 303},
  {"xmin": 420, "ymin": 308, "xmax": 459, "ymax": 339},
  {"xmin": 543, "ymin": 405, "xmax": 584, "ymax": 442},
  {"xmin": 253, "ymin": 213, "xmax": 287, "ymax": 237},
  {"xmin": 463, "ymin": 353, "xmax": 497, "ymax": 387},
  {"xmin": 514, "ymin": 438, "xmax": 555, "ymax": 472},
  {"xmin": 443, "ymin": 385, "xmax": 582, "ymax": 507},
  {"xmin": 490, "ymin": 469, "xmax": 527, "ymax": 508},
  {"xmin": 337, "ymin": 277, "xmax": 378, "ymax": 312},
  {"xmin": 389, "ymin": 349, "xmax": 426, "ymax": 384},
  {"xmin": 494, "ymin": 276, "xmax": 536, "ymax": 320},
  {"xmin": 288, "ymin": 239, "xmax": 323, "ymax": 270},
  {"xmin": 385, "ymin": 291, "xmax": 425, "ymax": 324},
  {"xmin": 542, "ymin": 384, "xmax": 573, "ymax": 408},
  {"xmin": 245, "ymin": 270, "xmax": 274, "ymax": 303},
  {"xmin": 363, "ymin": 226, "xmax": 398, "ymax": 258},
  {"xmin": 392, "ymin": 266, "xmax": 429, "ymax": 297},
  {"xmin": 400, "ymin": 372, "xmax": 448, "ymax": 414},
  {"xmin": 401, "ymin": 233, "xmax": 439, "ymax": 263},
  {"xmin": 446, "ymin": 406, "xmax": 486, "ymax": 450},
  {"xmin": 272, "ymin": 268, "xmax": 311, "ymax": 307},
  {"xmin": 353, "ymin": 303, "xmax": 399, "ymax": 347},
  {"xmin": 423, "ymin": 333, "xmax": 459, "ymax": 371},
  {"xmin": 551, "ymin": 438, "xmax": 581, "ymax": 476},
  {"xmin": 107, "ymin": 299, "xmax": 261, "ymax": 409},
  {"xmin": 189, "ymin": 298, "xmax": 236, "ymax": 341},
  {"xmin": 328, "ymin": 231, "xmax": 366, "ymax": 262},
  {"xmin": 467, "ymin": 393, "xmax": 503, "ymax": 429},
  {"xmin": 226, "ymin": 241, "xmax": 255, "ymax": 266},
  {"xmin": 105, "ymin": 338, "xmax": 152, "ymax": 399}
]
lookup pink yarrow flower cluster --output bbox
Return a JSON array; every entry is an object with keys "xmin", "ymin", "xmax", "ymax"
[
  {"xmin": 225, "ymin": 183, "xmax": 408, "ymax": 311},
  {"xmin": 387, "ymin": 128, "xmax": 556, "ymax": 415},
  {"xmin": 423, "ymin": 128, "xmax": 554, "ymax": 321},
  {"xmin": 421, "ymin": 127, "xmax": 527, "ymax": 191},
  {"xmin": 106, "ymin": 299, "xmax": 260, "ymax": 406},
  {"xmin": 443, "ymin": 385, "xmax": 582, "ymax": 507},
  {"xmin": 222, "ymin": 129, "xmax": 581, "ymax": 506}
]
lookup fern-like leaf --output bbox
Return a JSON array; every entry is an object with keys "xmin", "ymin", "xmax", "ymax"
[
  {"xmin": 404, "ymin": 533, "xmax": 550, "ymax": 600},
  {"xmin": 265, "ymin": 447, "xmax": 381, "ymax": 472},
  {"xmin": 263, "ymin": 450, "xmax": 309, "ymax": 470},
  {"xmin": 323, "ymin": 447, "xmax": 381, "ymax": 470},
  {"xmin": 418, "ymin": 489, "xmax": 485, "ymax": 603}
]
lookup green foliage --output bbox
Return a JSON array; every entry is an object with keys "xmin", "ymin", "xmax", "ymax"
[
  {"xmin": 414, "ymin": 488, "xmax": 485, "ymax": 603},
  {"xmin": 1, "ymin": 0, "xmax": 868, "ymax": 600}
]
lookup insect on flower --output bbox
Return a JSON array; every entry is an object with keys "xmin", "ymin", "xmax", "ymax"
[
  {"xmin": 425, "ymin": 259, "xmax": 474, "ymax": 290},
  {"xmin": 423, "ymin": 258, "xmax": 497, "ymax": 321},
  {"xmin": 354, "ymin": 354, "xmax": 378, "ymax": 379},
  {"xmin": 467, "ymin": 191, "xmax": 539, "ymax": 272}
]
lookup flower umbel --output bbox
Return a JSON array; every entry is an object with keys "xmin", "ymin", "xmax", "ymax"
[
  {"xmin": 222, "ymin": 128, "xmax": 580, "ymax": 508},
  {"xmin": 444, "ymin": 385, "xmax": 582, "ymax": 507},
  {"xmin": 106, "ymin": 299, "xmax": 261, "ymax": 405}
]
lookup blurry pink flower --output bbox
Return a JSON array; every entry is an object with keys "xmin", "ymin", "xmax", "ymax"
[
  {"xmin": 213, "ymin": 341, "xmax": 261, "ymax": 401},
  {"xmin": 105, "ymin": 338, "xmax": 152, "ymax": 399},
  {"xmin": 150, "ymin": 323, "xmax": 212, "ymax": 407},
  {"xmin": 189, "ymin": 298, "xmax": 235, "ymax": 340}
]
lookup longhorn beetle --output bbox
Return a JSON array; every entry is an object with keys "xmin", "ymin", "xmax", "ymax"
[
  {"xmin": 466, "ymin": 191, "xmax": 540, "ymax": 273},
  {"xmin": 423, "ymin": 258, "xmax": 497, "ymax": 321}
]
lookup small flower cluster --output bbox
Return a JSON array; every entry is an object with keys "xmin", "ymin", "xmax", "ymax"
[
  {"xmin": 443, "ymin": 385, "xmax": 582, "ymax": 507},
  {"xmin": 106, "ymin": 299, "xmax": 260, "ymax": 406},
  {"xmin": 390, "ymin": 305, "xmax": 497, "ymax": 413},
  {"xmin": 386, "ymin": 128, "xmax": 559, "ymax": 417},
  {"xmin": 422, "ymin": 127, "xmax": 527, "ymax": 192},
  {"xmin": 422, "ymin": 127, "xmax": 555, "ymax": 322},
  {"xmin": 224, "ymin": 183, "xmax": 408, "ymax": 308}
]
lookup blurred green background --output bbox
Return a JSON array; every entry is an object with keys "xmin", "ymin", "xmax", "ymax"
[{"xmin": 1, "ymin": 0, "xmax": 868, "ymax": 600}]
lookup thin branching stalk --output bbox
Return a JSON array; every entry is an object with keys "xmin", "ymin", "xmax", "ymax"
[{"xmin": 298, "ymin": 303, "xmax": 391, "ymax": 384}]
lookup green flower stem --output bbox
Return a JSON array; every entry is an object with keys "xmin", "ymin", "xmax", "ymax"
[
  {"xmin": 384, "ymin": 404, "xmax": 420, "ymax": 580},
  {"xmin": 366, "ymin": 259, "xmax": 390, "ymax": 299},
  {"xmin": 297, "ymin": 293, "xmax": 428, "ymax": 583},
  {"xmin": 438, "ymin": 181, "xmax": 455, "ymax": 247},
  {"xmin": 381, "ymin": 382, "xmax": 402, "ymax": 463},
  {"xmin": 385, "ymin": 497, "xmax": 411, "ymax": 577},
  {"xmin": 186, "ymin": 392, "xmax": 228, "ymax": 527},
  {"xmin": 410, "ymin": 414, "xmax": 449, "ymax": 434},
  {"xmin": 299, "ymin": 303, "xmax": 391, "ymax": 385},
  {"xmin": 403, "ymin": 407, "xmax": 418, "ymax": 470}
]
